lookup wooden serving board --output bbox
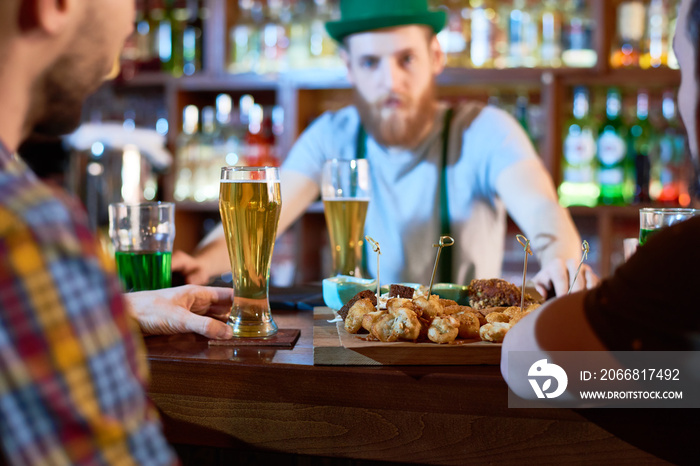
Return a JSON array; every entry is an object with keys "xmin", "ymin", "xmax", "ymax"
[{"xmin": 313, "ymin": 307, "xmax": 501, "ymax": 366}]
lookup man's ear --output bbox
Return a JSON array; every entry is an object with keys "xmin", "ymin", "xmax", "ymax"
[
  {"xmin": 30, "ymin": 0, "xmax": 77, "ymax": 35},
  {"xmin": 339, "ymin": 46, "xmax": 355, "ymax": 85},
  {"xmin": 429, "ymin": 34, "xmax": 445, "ymax": 76}
]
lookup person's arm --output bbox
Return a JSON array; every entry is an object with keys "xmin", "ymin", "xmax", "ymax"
[
  {"xmin": 496, "ymin": 158, "xmax": 599, "ymax": 297},
  {"xmin": 0, "ymin": 206, "xmax": 177, "ymax": 465}
]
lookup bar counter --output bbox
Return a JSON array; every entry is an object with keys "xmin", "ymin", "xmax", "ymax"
[{"xmin": 145, "ymin": 307, "xmax": 676, "ymax": 465}]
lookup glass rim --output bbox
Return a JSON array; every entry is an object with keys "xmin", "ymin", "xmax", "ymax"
[
  {"xmin": 323, "ymin": 158, "xmax": 369, "ymax": 166},
  {"xmin": 639, "ymin": 207, "xmax": 700, "ymax": 214},
  {"xmin": 108, "ymin": 201, "xmax": 174, "ymax": 209},
  {"xmin": 220, "ymin": 166, "xmax": 279, "ymax": 172}
]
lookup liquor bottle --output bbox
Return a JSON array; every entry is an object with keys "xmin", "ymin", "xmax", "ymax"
[
  {"xmin": 539, "ymin": 0, "xmax": 562, "ymax": 67},
  {"xmin": 523, "ymin": 0, "xmax": 541, "ymax": 67},
  {"xmin": 469, "ymin": 0, "xmax": 497, "ymax": 68},
  {"xmin": 654, "ymin": 91, "xmax": 688, "ymax": 203},
  {"xmin": 214, "ymin": 94, "xmax": 246, "ymax": 167},
  {"xmin": 514, "ymin": 93, "xmax": 532, "ymax": 142},
  {"xmin": 135, "ymin": 0, "xmax": 154, "ymax": 69},
  {"xmin": 667, "ymin": 0, "xmax": 680, "ymax": 69},
  {"xmin": 561, "ymin": 0, "xmax": 597, "ymax": 67},
  {"xmin": 439, "ymin": 0, "xmax": 469, "ymax": 68},
  {"xmin": 559, "ymin": 87, "xmax": 599, "ymax": 207},
  {"xmin": 182, "ymin": 0, "xmax": 203, "ymax": 76},
  {"xmin": 309, "ymin": 0, "xmax": 338, "ymax": 69},
  {"xmin": 194, "ymin": 106, "xmax": 217, "ymax": 202},
  {"xmin": 641, "ymin": 0, "xmax": 669, "ymax": 69},
  {"xmin": 146, "ymin": 0, "xmax": 168, "ymax": 72},
  {"xmin": 610, "ymin": 1, "xmax": 646, "ymax": 68},
  {"xmin": 174, "ymin": 105, "xmax": 199, "ymax": 202},
  {"xmin": 597, "ymin": 89, "xmax": 629, "ymax": 205},
  {"xmin": 288, "ymin": 0, "xmax": 311, "ymax": 69},
  {"xmin": 158, "ymin": 0, "xmax": 175, "ymax": 73},
  {"xmin": 629, "ymin": 90, "xmax": 653, "ymax": 203},
  {"xmin": 229, "ymin": 0, "xmax": 263, "ymax": 73},
  {"xmin": 170, "ymin": 0, "xmax": 190, "ymax": 77},
  {"xmin": 260, "ymin": 0, "xmax": 289, "ymax": 73},
  {"xmin": 507, "ymin": 0, "xmax": 528, "ymax": 67}
]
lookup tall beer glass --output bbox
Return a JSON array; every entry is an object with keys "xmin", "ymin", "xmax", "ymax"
[
  {"xmin": 321, "ymin": 159, "xmax": 370, "ymax": 278},
  {"xmin": 220, "ymin": 167, "xmax": 281, "ymax": 337},
  {"xmin": 108, "ymin": 202, "xmax": 175, "ymax": 292}
]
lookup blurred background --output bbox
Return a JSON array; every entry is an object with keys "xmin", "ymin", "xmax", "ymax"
[{"xmin": 26, "ymin": 0, "xmax": 687, "ymax": 286}]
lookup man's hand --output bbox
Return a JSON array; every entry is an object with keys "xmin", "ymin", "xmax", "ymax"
[
  {"xmin": 124, "ymin": 285, "xmax": 233, "ymax": 340},
  {"xmin": 172, "ymin": 250, "xmax": 213, "ymax": 285},
  {"xmin": 532, "ymin": 258, "xmax": 600, "ymax": 299}
]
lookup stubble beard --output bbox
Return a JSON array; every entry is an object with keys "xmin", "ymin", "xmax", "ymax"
[
  {"xmin": 30, "ymin": 5, "xmax": 110, "ymax": 138},
  {"xmin": 354, "ymin": 81, "xmax": 438, "ymax": 150}
]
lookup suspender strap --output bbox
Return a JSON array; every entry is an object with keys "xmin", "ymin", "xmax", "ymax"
[
  {"xmin": 356, "ymin": 107, "xmax": 455, "ymax": 283},
  {"xmin": 437, "ymin": 107, "xmax": 455, "ymax": 284}
]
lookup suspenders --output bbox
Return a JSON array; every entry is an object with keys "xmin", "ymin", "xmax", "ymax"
[{"xmin": 356, "ymin": 107, "xmax": 456, "ymax": 283}]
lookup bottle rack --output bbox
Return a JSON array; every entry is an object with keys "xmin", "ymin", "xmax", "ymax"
[{"xmin": 100, "ymin": 0, "xmax": 681, "ymax": 281}]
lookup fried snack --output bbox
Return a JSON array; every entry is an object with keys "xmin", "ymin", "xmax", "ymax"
[
  {"xmin": 467, "ymin": 310, "xmax": 487, "ymax": 326},
  {"xmin": 438, "ymin": 298, "xmax": 458, "ymax": 309},
  {"xmin": 371, "ymin": 314, "xmax": 399, "ymax": 342},
  {"xmin": 413, "ymin": 294, "xmax": 444, "ymax": 319},
  {"xmin": 479, "ymin": 322, "xmax": 512, "ymax": 343},
  {"xmin": 478, "ymin": 306, "xmax": 507, "ymax": 317},
  {"xmin": 389, "ymin": 284, "xmax": 415, "ymax": 299},
  {"xmin": 467, "ymin": 278, "xmax": 539, "ymax": 310},
  {"xmin": 428, "ymin": 315, "xmax": 459, "ymax": 344},
  {"xmin": 454, "ymin": 311, "xmax": 480, "ymax": 339},
  {"xmin": 391, "ymin": 308, "xmax": 422, "ymax": 340},
  {"xmin": 362, "ymin": 310, "xmax": 386, "ymax": 333},
  {"xmin": 344, "ymin": 298, "xmax": 376, "ymax": 334},
  {"xmin": 386, "ymin": 298, "xmax": 414, "ymax": 315},
  {"xmin": 486, "ymin": 312, "xmax": 510, "ymax": 324},
  {"xmin": 339, "ymin": 290, "xmax": 378, "ymax": 321}
]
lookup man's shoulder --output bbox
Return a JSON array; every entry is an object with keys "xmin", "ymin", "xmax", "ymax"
[
  {"xmin": 0, "ymin": 172, "xmax": 89, "ymax": 256},
  {"xmin": 308, "ymin": 105, "xmax": 360, "ymax": 133},
  {"xmin": 453, "ymin": 102, "xmax": 516, "ymax": 131}
]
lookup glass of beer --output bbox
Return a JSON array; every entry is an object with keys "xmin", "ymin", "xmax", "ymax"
[
  {"xmin": 321, "ymin": 159, "xmax": 370, "ymax": 278},
  {"xmin": 639, "ymin": 208, "xmax": 700, "ymax": 245},
  {"xmin": 108, "ymin": 202, "xmax": 175, "ymax": 291},
  {"xmin": 220, "ymin": 166, "xmax": 281, "ymax": 338}
]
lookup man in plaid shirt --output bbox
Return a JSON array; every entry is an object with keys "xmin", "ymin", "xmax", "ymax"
[{"xmin": 0, "ymin": 1, "xmax": 234, "ymax": 464}]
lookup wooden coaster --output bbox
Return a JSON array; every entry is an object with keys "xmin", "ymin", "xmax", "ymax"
[{"xmin": 208, "ymin": 329, "xmax": 300, "ymax": 348}]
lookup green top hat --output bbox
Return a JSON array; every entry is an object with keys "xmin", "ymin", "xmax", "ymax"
[{"xmin": 325, "ymin": 0, "xmax": 447, "ymax": 43}]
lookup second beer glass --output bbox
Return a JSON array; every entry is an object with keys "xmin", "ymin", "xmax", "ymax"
[
  {"xmin": 220, "ymin": 167, "xmax": 281, "ymax": 337},
  {"xmin": 321, "ymin": 159, "xmax": 370, "ymax": 278}
]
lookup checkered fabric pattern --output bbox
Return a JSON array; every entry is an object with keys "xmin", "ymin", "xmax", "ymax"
[{"xmin": 0, "ymin": 142, "xmax": 177, "ymax": 465}]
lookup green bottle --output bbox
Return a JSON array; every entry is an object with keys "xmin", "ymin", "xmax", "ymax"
[
  {"xmin": 630, "ymin": 90, "xmax": 653, "ymax": 203},
  {"xmin": 559, "ymin": 87, "xmax": 599, "ymax": 207},
  {"xmin": 597, "ymin": 88, "xmax": 629, "ymax": 205}
]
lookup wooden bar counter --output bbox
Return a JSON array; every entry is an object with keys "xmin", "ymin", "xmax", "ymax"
[{"xmin": 145, "ymin": 307, "xmax": 676, "ymax": 465}]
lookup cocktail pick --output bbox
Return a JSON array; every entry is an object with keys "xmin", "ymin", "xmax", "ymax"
[
  {"xmin": 568, "ymin": 240, "xmax": 590, "ymax": 294},
  {"xmin": 365, "ymin": 236, "xmax": 381, "ymax": 300},
  {"xmin": 516, "ymin": 234, "xmax": 533, "ymax": 313},
  {"xmin": 428, "ymin": 236, "xmax": 455, "ymax": 296}
]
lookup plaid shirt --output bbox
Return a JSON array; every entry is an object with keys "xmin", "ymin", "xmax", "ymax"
[{"xmin": 0, "ymin": 142, "xmax": 176, "ymax": 465}]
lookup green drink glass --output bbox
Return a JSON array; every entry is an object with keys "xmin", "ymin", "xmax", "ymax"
[
  {"xmin": 108, "ymin": 202, "xmax": 175, "ymax": 291},
  {"xmin": 639, "ymin": 208, "xmax": 700, "ymax": 246}
]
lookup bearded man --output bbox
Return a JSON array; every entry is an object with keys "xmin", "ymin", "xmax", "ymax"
[{"xmin": 175, "ymin": 0, "xmax": 598, "ymax": 297}]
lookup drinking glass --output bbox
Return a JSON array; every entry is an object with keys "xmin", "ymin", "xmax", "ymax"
[
  {"xmin": 108, "ymin": 202, "xmax": 175, "ymax": 291},
  {"xmin": 639, "ymin": 208, "xmax": 700, "ymax": 245},
  {"xmin": 220, "ymin": 167, "xmax": 281, "ymax": 337},
  {"xmin": 321, "ymin": 159, "xmax": 371, "ymax": 278}
]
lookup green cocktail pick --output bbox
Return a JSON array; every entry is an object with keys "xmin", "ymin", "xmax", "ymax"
[
  {"xmin": 568, "ymin": 240, "xmax": 590, "ymax": 294},
  {"xmin": 428, "ymin": 236, "xmax": 455, "ymax": 297},
  {"xmin": 516, "ymin": 234, "xmax": 533, "ymax": 313},
  {"xmin": 365, "ymin": 236, "xmax": 381, "ymax": 300}
]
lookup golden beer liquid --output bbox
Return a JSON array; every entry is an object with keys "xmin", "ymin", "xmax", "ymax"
[
  {"xmin": 220, "ymin": 180, "xmax": 281, "ymax": 337},
  {"xmin": 323, "ymin": 198, "xmax": 369, "ymax": 277}
]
